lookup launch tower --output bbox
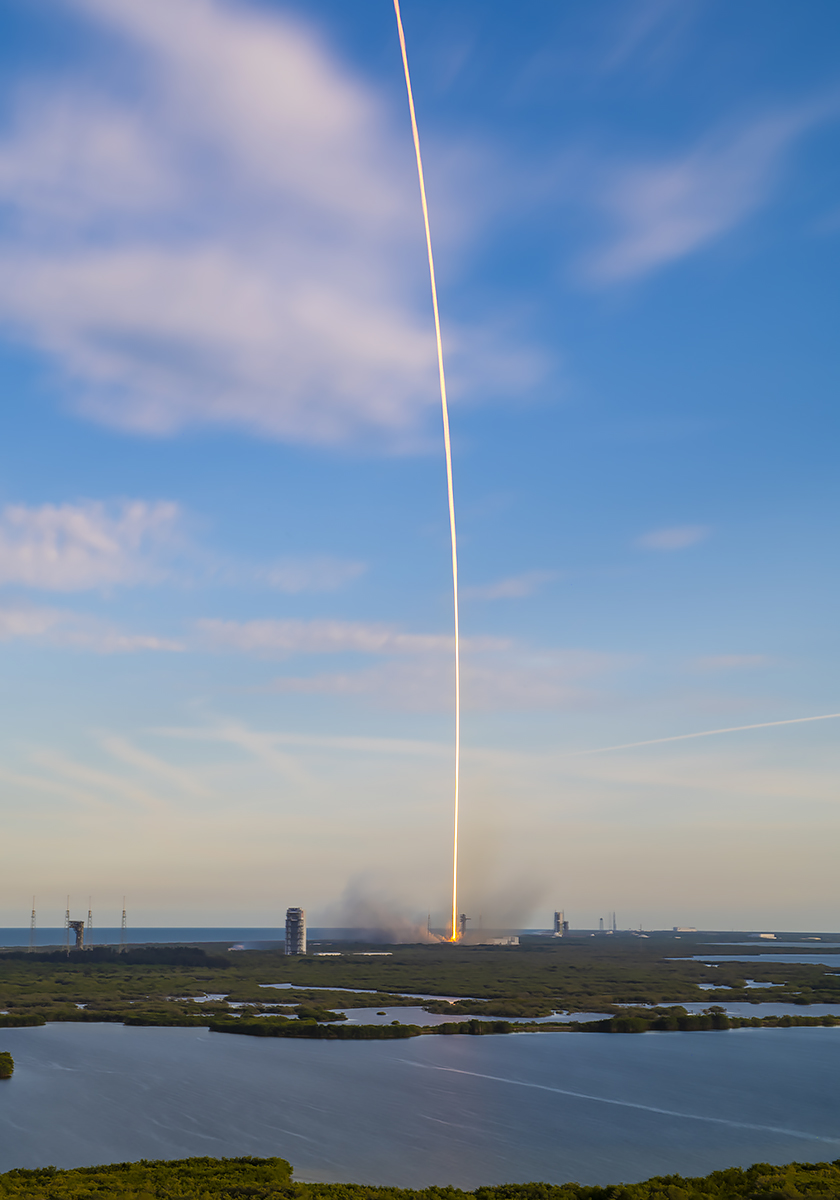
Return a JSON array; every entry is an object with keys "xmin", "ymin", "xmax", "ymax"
[{"xmin": 285, "ymin": 907, "xmax": 306, "ymax": 956}]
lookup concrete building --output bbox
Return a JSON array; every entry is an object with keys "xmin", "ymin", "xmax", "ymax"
[{"xmin": 285, "ymin": 907, "xmax": 306, "ymax": 955}]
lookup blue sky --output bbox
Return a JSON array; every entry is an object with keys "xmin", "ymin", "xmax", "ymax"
[{"xmin": 1, "ymin": 0, "xmax": 839, "ymax": 932}]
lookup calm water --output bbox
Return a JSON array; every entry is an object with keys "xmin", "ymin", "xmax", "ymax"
[
  {"xmin": 681, "ymin": 954, "xmax": 840, "ymax": 967},
  {"xmin": 656, "ymin": 1002, "xmax": 840, "ymax": 1018},
  {"xmin": 0, "ymin": 1024, "xmax": 839, "ymax": 1187}
]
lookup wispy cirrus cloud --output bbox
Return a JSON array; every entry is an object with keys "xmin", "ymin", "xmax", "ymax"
[
  {"xmin": 196, "ymin": 617, "xmax": 506, "ymax": 658},
  {"xmin": 0, "ymin": 500, "xmax": 181, "ymax": 590},
  {"xmin": 462, "ymin": 570, "xmax": 557, "ymax": 601},
  {"xmin": 0, "ymin": 603, "xmax": 181, "ymax": 652},
  {"xmin": 0, "ymin": 0, "xmax": 543, "ymax": 448},
  {"xmin": 195, "ymin": 614, "xmax": 629, "ymax": 712},
  {"xmin": 600, "ymin": 0, "xmax": 700, "ymax": 76},
  {"xmin": 261, "ymin": 557, "xmax": 366, "ymax": 594},
  {"xmin": 582, "ymin": 102, "xmax": 836, "ymax": 283},
  {"xmin": 270, "ymin": 649, "xmax": 627, "ymax": 714},
  {"xmin": 635, "ymin": 524, "xmax": 709, "ymax": 551},
  {"xmin": 0, "ymin": 497, "xmax": 366, "ymax": 597}
]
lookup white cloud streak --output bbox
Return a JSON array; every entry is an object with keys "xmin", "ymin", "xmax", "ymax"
[
  {"xmin": 197, "ymin": 617, "xmax": 506, "ymax": 658},
  {"xmin": 270, "ymin": 648, "xmax": 626, "ymax": 713},
  {"xmin": 262, "ymin": 557, "xmax": 366, "ymax": 594},
  {"xmin": 584, "ymin": 103, "xmax": 835, "ymax": 283},
  {"xmin": 635, "ymin": 524, "xmax": 709, "ymax": 550},
  {"xmin": 97, "ymin": 733, "xmax": 211, "ymax": 798},
  {"xmin": 0, "ymin": 604, "xmax": 182, "ymax": 653},
  {"xmin": 462, "ymin": 570, "xmax": 557, "ymax": 601},
  {"xmin": 194, "ymin": 615, "xmax": 628, "ymax": 712},
  {"xmin": 31, "ymin": 748, "xmax": 171, "ymax": 815},
  {"xmin": 600, "ymin": 0, "xmax": 699, "ymax": 75},
  {"xmin": 0, "ymin": 499, "xmax": 364, "ymax": 596},
  {"xmin": 0, "ymin": 500, "xmax": 180, "ymax": 590}
]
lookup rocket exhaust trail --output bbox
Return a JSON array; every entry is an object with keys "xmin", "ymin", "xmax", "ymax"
[{"xmin": 393, "ymin": 0, "xmax": 461, "ymax": 942}]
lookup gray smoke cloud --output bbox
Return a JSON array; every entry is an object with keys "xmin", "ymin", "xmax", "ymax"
[
  {"xmin": 326, "ymin": 879, "xmax": 444, "ymax": 943},
  {"xmin": 458, "ymin": 804, "xmax": 552, "ymax": 932}
]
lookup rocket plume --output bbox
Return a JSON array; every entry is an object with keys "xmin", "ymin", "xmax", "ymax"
[{"xmin": 393, "ymin": 0, "xmax": 461, "ymax": 942}]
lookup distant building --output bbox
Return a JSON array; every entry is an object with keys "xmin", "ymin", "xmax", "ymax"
[
  {"xmin": 285, "ymin": 907, "xmax": 306, "ymax": 955},
  {"xmin": 553, "ymin": 911, "xmax": 569, "ymax": 937},
  {"xmin": 475, "ymin": 936, "xmax": 519, "ymax": 946},
  {"xmin": 673, "ymin": 926, "xmax": 697, "ymax": 933}
]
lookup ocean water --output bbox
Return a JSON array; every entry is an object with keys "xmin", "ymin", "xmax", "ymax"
[
  {"xmin": 0, "ymin": 928, "xmax": 285, "ymax": 949},
  {"xmin": 0, "ymin": 1023, "xmax": 838, "ymax": 1187}
]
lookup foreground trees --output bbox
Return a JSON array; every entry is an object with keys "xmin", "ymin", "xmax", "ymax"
[{"xmin": 1, "ymin": 1155, "xmax": 840, "ymax": 1200}]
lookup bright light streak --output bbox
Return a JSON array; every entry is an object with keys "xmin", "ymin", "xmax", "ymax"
[
  {"xmin": 393, "ymin": 0, "xmax": 461, "ymax": 942},
  {"xmin": 571, "ymin": 712, "xmax": 840, "ymax": 757}
]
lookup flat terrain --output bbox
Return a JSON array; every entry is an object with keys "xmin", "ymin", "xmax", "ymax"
[{"xmin": 1, "ymin": 932, "xmax": 838, "ymax": 1027}]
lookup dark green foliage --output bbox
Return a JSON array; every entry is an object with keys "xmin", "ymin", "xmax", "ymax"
[
  {"xmin": 433, "ymin": 1020, "xmax": 514, "ymax": 1035},
  {"xmin": 0, "ymin": 1052, "xmax": 12, "ymax": 1078},
  {"xmin": 0, "ymin": 1013, "xmax": 45, "ymax": 1028},
  {"xmin": 294, "ymin": 1005, "xmax": 347, "ymax": 1022},
  {"xmin": 0, "ymin": 1155, "xmax": 291, "ymax": 1199},
  {"xmin": 0, "ymin": 947, "xmax": 229, "ymax": 968},
  {"xmin": 2, "ymin": 1156, "xmax": 840, "ymax": 1200},
  {"xmin": 208, "ymin": 1018, "xmax": 421, "ymax": 1039},
  {"xmin": 564, "ymin": 1006, "xmax": 839, "ymax": 1034},
  {"xmin": 424, "ymin": 999, "xmax": 553, "ymax": 1018}
]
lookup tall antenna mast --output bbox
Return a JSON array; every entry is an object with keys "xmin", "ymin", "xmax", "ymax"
[
  {"xmin": 393, "ymin": 0, "xmax": 461, "ymax": 942},
  {"xmin": 29, "ymin": 897, "xmax": 36, "ymax": 953},
  {"xmin": 87, "ymin": 898, "xmax": 93, "ymax": 949},
  {"xmin": 64, "ymin": 896, "xmax": 70, "ymax": 956},
  {"xmin": 120, "ymin": 898, "xmax": 127, "ymax": 952}
]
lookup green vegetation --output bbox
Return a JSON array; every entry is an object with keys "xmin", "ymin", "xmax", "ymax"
[
  {"xmin": 2, "ymin": 1156, "xmax": 840, "ymax": 1200},
  {"xmin": 206, "ymin": 1017, "xmax": 513, "ymax": 1039},
  {"xmin": 1, "ymin": 947, "xmax": 230, "ymax": 968},
  {"xmin": 424, "ymin": 999, "xmax": 554, "ymax": 1018},
  {"xmin": 294, "ymin": 1005, "xmax": 346, "ymax": 1022},
  {"xmin": 0, "ymin": 934, "xmax": 838, "ymax": 1035},
  {"xmin": 209, "ymin": 1018, "xmax": 422, "ymax": 1039},
  {"xmin": 433, "ymin": 1019, "xmax": 514, "ymax": 1035},
  {"xmin": 0, "ymin": 1156, "xmax": 292, "ymax": 1200},
  {"xmin": 0, "ymin": 1052, "xmax": 13, "ymax": 1078},
  {"xmin": 559, "ymin": 1006, "xmax": 840, "ymax": 1033}
]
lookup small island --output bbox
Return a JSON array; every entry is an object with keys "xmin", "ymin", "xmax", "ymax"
[{"xmin": 0, "ymin": 1051, "xmax": 13, "ymax": 1079}]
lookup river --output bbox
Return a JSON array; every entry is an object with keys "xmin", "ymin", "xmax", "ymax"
[{"xmin": 0, "ymin": 1023, "xmax": 838, "ymax": 1187}]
